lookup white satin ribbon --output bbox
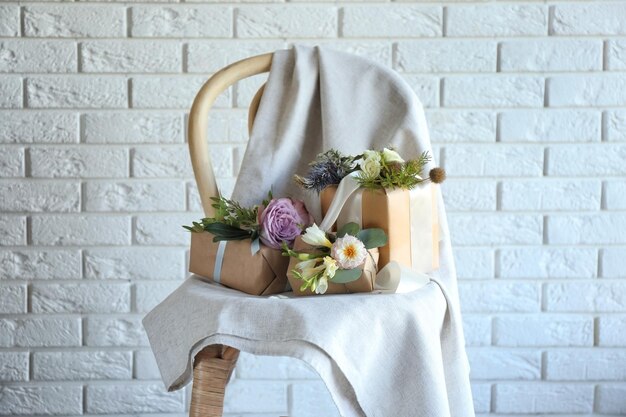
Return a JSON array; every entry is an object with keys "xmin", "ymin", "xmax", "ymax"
[
  {"xmin": 374, "ymin": 261, "xmax": 430, "ymax": 294},
  {"xmin": 408, "ymin": 185, "xmax": 435, "ymax": 273},
  {"xmin": 213, "ymin": 240, "xmax": 228, "ymax": 284},
  {"xmin": 319, "ymin": 172, "xmax": 361, "ymax": 232}
]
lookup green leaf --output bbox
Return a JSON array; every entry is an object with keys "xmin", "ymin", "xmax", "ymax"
[
  {"xmin": 204, "ymin": 223, "xmax": 251, "ymax": 241},
  {"xmin": 336, "ymin": 222, "xmax": 360, "ymax": 238},
  {"xmin": 331, "ymin": 268, "xmax": 362, "ymax": 284},
  {"xmin": 356, "ymin": 228, "xmax": 388, "ymax": 249}
]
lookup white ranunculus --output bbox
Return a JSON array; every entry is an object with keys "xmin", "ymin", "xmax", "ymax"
[
  {"xmin": 360, "ymin": 156, "xmax": 381, "ymax": 179},
  {"xmin": 363, "ymin": 150, "xmax": 381, "ymax": 162},
  {"xmin": 301, "ymin": 224, "xmax": 332, "ymax": 248},
  {"xmin": 315, "ymin": 276, "xmax": 329, "ymax": 294},
  {"xmin": 381, "ymin": 148, "xmax": 404, "ymax": 164}
]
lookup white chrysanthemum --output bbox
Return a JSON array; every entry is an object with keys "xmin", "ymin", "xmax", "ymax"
[
  {"xmin": 331, "ymin": 235, "xmax": 368, "ymax": 269},
  {"xmin": 360, "ymin": 156, "xmax": 381, "ymax": 179},
  {"xmin": 301, "ymin": 224, "xmax": 332, "ymax": 248}
]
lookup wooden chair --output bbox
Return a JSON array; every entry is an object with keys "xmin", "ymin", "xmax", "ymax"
[{"xmin": 187, "ymin": 53, "xmax": 272, "ymax": 417}]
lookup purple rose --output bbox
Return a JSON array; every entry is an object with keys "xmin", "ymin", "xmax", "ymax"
[{"xmin": 258, "ymin": 198, "xmax": 313, "ymax": 249}]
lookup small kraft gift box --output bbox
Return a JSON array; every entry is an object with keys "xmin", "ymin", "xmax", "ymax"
[{"xmin": 321, "ymin": 182, "xmax": 439, "ymax": 273}]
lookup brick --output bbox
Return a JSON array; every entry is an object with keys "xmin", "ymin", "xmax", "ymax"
[
  {"xmin": 206, "ymin": 110, "xmax": 250, "ymax": 143},
  {"xmin": 0, "ymin": 284, "xmax": 26, "ymax": 314},
  {"xmin": 237, "ymin": 6, "xmax": 337, "ymax": 38},
  {"xmin": 0, "ymin": 318, "xmax": 81, "ymax": 347},
  {"xmin": 82, "ymin": 41, "xmax": 181, "ymax": 73},
  {"xmin": 0, "ymin": 285, "xmax": 26, "ymax": 314},
  {"xmin": 603, "ymin": 248, "xmax": 626, "ymax": 278},
  {"xmin": 0, "ymin": 181, "xmax": 80, "ymax": 212},
  {"xmin": 32, "ymin": 215, "xmax": 131, "ymax": 246},
  {"xmin": 131, "ymin": 5, "xmax": 231, "ymax": 37},
  {"xmin": 597, "ymin": 385, "xmax": 626, "ymax": 414},
  {"xmin": 501, "ymin": 180, "xmax": 601, "ymax": 211},
  {"xmin": 24, "ymin": 5, "xmax": 125, "ymax": 37},
  {"xmin": 546, "ymin": 349, "xmax": 626, "ymax": 381},
  {"xmin": 135, "ymin": 214, "xmax": 200, "ymax": 245},
  {"xmin": 83, "ymin": 112, "xmax": 182, "ymax": 144},
  {"xmin": 426, "ymin": 110, "xmax": 496, "ymax": 143},
  {"xmin": 0, "ymin": 5, "xmax": 18, "ymax": 36},
  {"xmin": 459, "ymin": 282, "xmax": 541, "ymax": 313},
  {"xmin": 86, "ymin": 383, "xmax": 185, "ymax": 413},
  {"xmin": 500, "ymin": 39, "xmax": 602, "ymax": 72},
  {"xmin": 605, "ymin": 181, "xmax": 626, "ymax": 210},
  {"xmin": 0, "ymin": 111, "xmax": 77, "ymax": 143},
  {"xmin": 547, "ymin": 214, "xmax": 626, "ymax": 244},
  {"xmin": 467, "ymin": 348, "xmax": 541, "ymax": 380},
  {"xmin": 223, "ymin": 380, "xmax": 288, "ymax": 413},
  {"xmin": 85, "ymin": 180, "xmax": 185, "ymax": 212},
  {"xmin": 495, "ymin": 315, "xmax": 593, "ymax": 347},
  {"xmin": 132, "ymin": 146, "xmax": 195, "ymax": 178},
  {"xmin": 0, "ymin": 250, "xmax": 81, "ymax": 280},
  {"xmin": 0, "ymin": 216, "xmax": 26, "ymax": 246},
  {"xmin": 237, "ymin": 354, "xmax": 317, "ymax": 380},
  {"xmin": 449, "ymin": 214, "xmax": 542, "ymax": 246},
  {"xmin": 454, "ymin": 248, "xmax": 494, "ymax": 279},
  {"xmin": 0, "ymin": 386, "xmax": 82, "ymax": 415},
  {"xmin": 598, "ymin": 317, "xmax": 626, "ymax": 346},
  {"xmin": 444, "ymin": 75, "xmax": 544, "ymax": 108},
  {"xmin": 0, "ymin": 352, "xmax": 28, "ymax": 382},
  {"xmin": 85, "ymin": 248, "xmax": 186, "ymax": 280},
  {"xmin": 445, "ymin": 145, "xmax": 543, "ymax": 177},
  {"xmin": 30, "ymin": 146, "xmax": 128, "ymax": 178},
  {"xmin": 606, "ymin": 110, "xmax": 626, "ymax": 141},
  {"xmin": 290, "ymin": 381, "xmax": 339, "ymax": 417},
  {"xmin": 134, "ymin": 350, "xmax": 160, "ymax": 380},
  {"xmin": 462, "ymin": 315, "xmax": 491, "ymax": 346},
  {"xmin": 500, "ymin": 110, "xmax": 600, "ymax": 142},
  {"xmin": 552, "ymin": 3, "xmax": 626, "ymax": 35},
  {"xmin": 132, "ymin": 76, "xmax": 230, "ymax": 109},
  {"xmin": 500, "ymin": 248, "xmax": 597, "ymax": 279},
  {"xmin": 135, "ymin": 281, "xmax": 182, "ymax": 313},
  {"xmin": 447, "ymin": 5, "xmax": 547, "ymax": 36},
  {"xmin": 86, "ymin": 317, "xmax": 148, "ymax": 347},
  {"xmin": 32, "ymin": 283, "xmax": 131, "ymax": 313},
  {"xmin": 186, "ymin": 40, "xmax": 286, "ymax": 73},
  {"xmin": 549, "ymin": 145, "xmax": 626, "ymax": 176},
  {"xmin": 494, "ymin": 383, "xmax": 593, "ymax": 414},
  {"xmin": 549, "ymin": 74, "xmax": 626, "ymax": 107},
  {"xmin": 546, "ymin": 282, "xmax": 626, "ymax": 313},
  {"xmin": 34, "ymin": 351, "xmax": 131, "ymax": 381},
  {"xmin": 402, "ymin": 75, "xmax": 439, "ymax": 108},
  {"xmin": 441, "ymin": 180, "xmax": 496, "ymax": 211},
  {"xmin": 27, "ymin": 76, "xmax": 127, "ymax": 109},
  {"xmin": 608, "ymin": 40, "xmax": 626, "ymax": 70},
  {"xmin": 396, "ymin": 40, "xmax": 495, "ymax": 73},
  {"xmin": 0, "ymin": 148, "xmax": 24, "ymax": 177},
  {"xmin": 343, "ymin": 5, "xmax": 441, "ymax": 38},
  {"xmin": 0, "ymin": 76, "xmax": 22, "ymax": 108},
  {"xmin": 471, "ymin": 383, "xmax": 491, "ymax": 414},
  {"xmin": 0, "ymin": 40, "xmax": 76, "ymax": 73}
]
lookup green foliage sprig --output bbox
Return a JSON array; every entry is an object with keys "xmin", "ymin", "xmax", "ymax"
[{"xmin": 356, "ymin": 151, "xmax": 431, "ymax": 190}]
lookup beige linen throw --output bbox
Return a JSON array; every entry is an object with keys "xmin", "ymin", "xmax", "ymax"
[{"xmin": 143, "ymin": 45, "xmax": 474, "ymax": 417}]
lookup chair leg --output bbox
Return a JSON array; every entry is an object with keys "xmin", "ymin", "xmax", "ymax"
[{"xmin": 189, "ymin": 345, "xmax": 240, "ymax": 417}]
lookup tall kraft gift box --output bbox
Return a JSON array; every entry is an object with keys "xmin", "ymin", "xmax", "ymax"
[{"xmin": 320, "ymin": 184, "xmax": 439, "ymax": 273}]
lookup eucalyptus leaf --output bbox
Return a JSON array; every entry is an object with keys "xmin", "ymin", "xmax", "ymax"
[
  {"xmin": 336, "ymin": 222, "xmax": 360, "ymax": 238},
  {"xmin": 356, "ymin": 228, "xmax": 388, "ymax": 249},
  {"xmin": 331, "ymin": 268, "xmax": 362, "ymax": 284}
]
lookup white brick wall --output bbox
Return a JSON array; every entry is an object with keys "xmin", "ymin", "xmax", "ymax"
[{"xmin": 0, "ymin": 1, "xmax": 624, "ymax": 416}]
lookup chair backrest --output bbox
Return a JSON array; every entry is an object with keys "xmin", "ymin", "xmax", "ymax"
[{"xmin": 188, "ymin": 53, "xmax": 272, "ymax": 217}]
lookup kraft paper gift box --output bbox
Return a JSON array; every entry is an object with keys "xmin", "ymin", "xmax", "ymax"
[
  {"xmin": 189, "ymin": 232, "xmax": 290, "ymax": 296},
  {"xmin": 287, "ymin": 236, "xmax": 380, "ymax": 296},
  {"xmin": 320, "ymin": 184, "xmax": 439, "ymax": 273}
]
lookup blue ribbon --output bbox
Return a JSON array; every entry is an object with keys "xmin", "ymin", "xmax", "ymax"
[{"xmin": 213, "ymin": 240, "xmax": 228, "ymax": 284}]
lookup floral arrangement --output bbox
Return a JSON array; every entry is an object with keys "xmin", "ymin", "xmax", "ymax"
[
  {"xmin": 184, "ymin": 193, "xmax": 313, "ymax": 250},
  {"xmin": 282, "ymin": 223, "xmax": 387, "ymax": 294},
  {"xmin": 294, "ymin": 148, "xmax": 446, "ymax": 192}
]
